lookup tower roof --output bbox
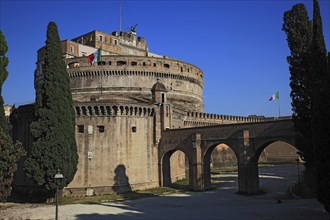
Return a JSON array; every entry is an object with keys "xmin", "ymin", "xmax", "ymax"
[{"xmin": 151, "ymin": 82, "xmax": 167, "ymax": 92}]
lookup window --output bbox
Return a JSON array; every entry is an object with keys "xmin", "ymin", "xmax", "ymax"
[
  {"xmin": 114, "ymin": 39, "xmax": 118, "ymax": 45},
  {"xmin": 97, "ymin": 125, "xmax": 105, "ymax": 133},
  {"xmin": 77, "ymin": 125, "xmax": 84, "ymax": 133},
  {"xmin": 132, "ymin": 126, "xmax": 137, "ymax": 133},
  {"xmin": 131, "ymin": 61, "xmax": 137, "ymax": 66},
  {"xmin": 108, "ymin": 61, "xmax": 112, "ymax": 65},
  {"xmin": 153, "ymin": 63, "xmax": 156, "ymax": 67},
  {"xmin": 162, "ymin": 93, "xmax": 165, "ymax": 103},
  {"xmin": 164, "ymin": 64, "xmax": 170, "ymax": 68},
  {"xmin": 117, "ymin": 61, "xmax": 127, "ymax": 66},
  {"xmin": 143, "ymin": 62, "xmax": 146, "ymax": 66},
  {"xmin": 97, "ymin": 61, "xmax": 106, "ymax": 66},
  {"xmin": 99, "ymin": 35, "xmax": 103, "ymax": 42},
  {"xmin": 70, "ymin": 46, "xmax": 74, "ymax": 53}
]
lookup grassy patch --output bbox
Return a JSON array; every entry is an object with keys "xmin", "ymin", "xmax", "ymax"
[
  {"xmin": 211, "ymin": 166, "xmax": 238, "ymax": 175},
  {"xmin": 55, "ymin": 187, "xmax": 187, "ymax": 205}
]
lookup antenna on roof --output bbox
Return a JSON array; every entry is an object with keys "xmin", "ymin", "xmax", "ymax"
[{"xmin": 119, "ymin": 0, "xmax": 123, "ymax": 34}]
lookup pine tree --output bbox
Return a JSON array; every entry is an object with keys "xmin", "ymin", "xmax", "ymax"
[
  {"xmin": 311, "ymin": 0, "xmax": 330, "ymax": 213},
  {"xmin": 0, "ymin": 30, "xmax": 25, "ymax": 202},
  {"xmin": 24, "ymin": 22, "xmax": 78, "ymax": 196},
  {"xmin": 0, "ymin": 30, "xmax": 9, "ymax": 133},
  {"xmin": 282, "ymin": 4, "xmax": 314, "ymax": 169}
]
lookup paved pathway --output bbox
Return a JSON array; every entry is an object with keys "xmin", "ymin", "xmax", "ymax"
[{"xmin": 1, "ymin": 165, "xmax": 328, "ymax": 219}]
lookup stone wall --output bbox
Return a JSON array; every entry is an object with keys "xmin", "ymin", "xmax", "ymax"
[{"xmin": 67, "ymin": 55, "xmax": 204, "ymax": 114}]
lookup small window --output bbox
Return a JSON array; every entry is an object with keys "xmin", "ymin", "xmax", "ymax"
[
  {"xmin": 97, "ymin": 61, "xmax": 106, "ymax": 66},
  {"xmin": 70, "ymin": 46, "xmax": 74, "ymax": 53},
  {"xmin": 117, "ymin": 61, "xmax": 127, "ymax": 66},
  {"xmin": 164, "ymin": 64, "xmax": 170, "ymax": 68},
  {"xmin": 162, "ymin": 93, "xmax": 165, "ymax": 103},
  {"xmin": 108, "ymin": 61, "xmax": 112, "ymax": 65},
  {"xmin": 181, "ymin": 67, "xmax": 183, "ymax": 72},
  {"xmin": 77, "ymin": 125, "xmax": 84, "ymax": 133},
  {"xmin": 132, "ymin": 126, "xmax": 137, "ymax": 133},
  {"xmin": 143, "ymin": 62, "xmax": 146, "ymax": 66},
  {"xmin": 131, "ymin": 61, "xmax": 137, "ymax": 66},
  {"xmin": 97, "ymin": 125, "xmax": 105, "ymax": 133},
  {"xmin": 114, "ymin": 39, "xmax": 118, "ymax": 45},
  {"xmin": 153, "ymin": 63, "xmax": 156, "ymax": 67},
  {"xmin": 99, "ymin": 35, "xmax": 103, "ymax": 42}
]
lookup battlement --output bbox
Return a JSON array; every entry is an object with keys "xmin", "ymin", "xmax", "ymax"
[
  {"xmin": 75, "ymin": 103, "xmax": 155, "ymax": 117},
  {"xmin": 184, "ymin": 111, "xmax": 275, "ymax": 127}
]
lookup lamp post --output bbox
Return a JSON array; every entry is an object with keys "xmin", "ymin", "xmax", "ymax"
[{"xmin": 54, "ymin": 170, "xmax": 63, "ymax": 220}]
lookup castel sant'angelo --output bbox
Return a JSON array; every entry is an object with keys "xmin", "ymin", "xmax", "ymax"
[{"xmin": 10, "ymin": 28, "xmax": 289, "ymax": 196}]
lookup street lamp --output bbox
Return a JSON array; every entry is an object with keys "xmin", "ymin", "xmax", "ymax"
[{"xmin": 54, "ymin": 169, "xmax": 64, "ymax": 220}]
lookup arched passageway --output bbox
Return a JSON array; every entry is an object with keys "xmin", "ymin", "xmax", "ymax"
[
  {"xmin": 161, "ymin": 150, "xmax": 189, "ymax": 188},
  {"xmin": 204, "ymin": 143, "xmax": 238, "ymax": 190},
  {"xmin": 253, "ymin": 141, "xmax": 300, "ymax": 194}
]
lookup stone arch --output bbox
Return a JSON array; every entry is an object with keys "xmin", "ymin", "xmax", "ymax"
[
  {"xmin": 258, "ymin": 141, "xmax": 298, "ymax": 163},
  {"xmin": 203, "ymin": 142, "xmax": 238, "ymax": 190},
  {"xmin": 75, "ymin": 106, "xmax": 81, "ymax": 116},
  {"xmin": 160, "ymin": 149, "xmax": 190, "ymax": 188},
  {"xmin": 251, "ymin": 139, "xmax": 296, "ymax": 164},
  {"xmin": 100, "ymin": 106, "xmax": 105, "ymax": 116},
  {"xmin": 94, "ymin": 106, "xmax": 100, "ymax": 116},
  {"xmin": 87, "ymin": 106, "xmax": 93, "ymax": 116}
]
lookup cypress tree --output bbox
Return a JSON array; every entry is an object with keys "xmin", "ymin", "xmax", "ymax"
[
  {"xmin": 311, "ymin": 0, "xmax": 330, "ymax": 213},
  {"xmin": 0, "ymin": 30, "xmax": 25, "ymax": 202},
  {"xmin": 0, "ymin": 30, "xmax": 9, "ymax": 133},
  {"xmin": 282, "ymin": 4, "xmax": 314, "ymax": 170},
  {"xmin": 24, "ymin": 22, "xmax": 78, "ymax": 196}
]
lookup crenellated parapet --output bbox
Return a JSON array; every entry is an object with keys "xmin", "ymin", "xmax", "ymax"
[
  {"xmin": 184, "ymin": 111, "xmax": 274, "ymax": 127},
  {"xmin": 74, "ymin": 103, "xmax": 155, "ymax": 117}
]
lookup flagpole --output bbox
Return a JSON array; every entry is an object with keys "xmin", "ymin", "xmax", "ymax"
[{"xmin": 278, "ymin": 98, "xmax": 281, "ymax": 118}]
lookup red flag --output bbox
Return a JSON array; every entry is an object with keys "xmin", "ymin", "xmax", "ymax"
[{"xmin": 88, "ymin": 53, "xmax": 95, "ymax": 65}]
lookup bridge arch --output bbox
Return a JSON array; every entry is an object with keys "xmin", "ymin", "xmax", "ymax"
[
  {"xmin": 203, "ymin": 142, "xmax": 238, "ymax": 190},
  {"xmin": 160, "ymin": 149, "xmax": 191, "ymax": 188},
  {"xmin": 251, "ymin": 139, "xmax": 297, "ymax": 164}
]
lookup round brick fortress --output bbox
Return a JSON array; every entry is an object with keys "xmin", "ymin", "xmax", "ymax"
[{"xmin": 66, "ymin": 55, "xmax": 204, "ymax": 113}]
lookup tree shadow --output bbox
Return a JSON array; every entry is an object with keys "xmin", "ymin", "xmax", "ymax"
[
  {"xmin": 75, "ymin": 202, "xmax": 145, "ymax": 220},
  {"xmin": 112, "ymin": 164, "xmax": 132, "ymax": 194},
  {"xmin": 110, "ymin": 164, "xmax": 157, "ymax": 200}
]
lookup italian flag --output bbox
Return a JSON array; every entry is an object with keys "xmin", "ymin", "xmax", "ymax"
[
  {"xmin": 269, "ymin": 91, "xmax": 279, "ymax": 101},
  {"xmin": 88, "ymin": 48, "xmax": 101, "ymax": 65}
]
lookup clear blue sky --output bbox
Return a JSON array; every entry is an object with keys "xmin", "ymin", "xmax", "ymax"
[{"xmin": 1, "ymin": 0, "xmax": 329, "ymax": 117}]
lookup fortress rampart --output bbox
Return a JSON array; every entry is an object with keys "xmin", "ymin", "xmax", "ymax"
[
  {"xmin": 184, "ymin": 112, "xmax": 274, "ymax": 127},
  {"xmin": 67, "ymin": 55, "xmax": 204, "ymax": 112}
]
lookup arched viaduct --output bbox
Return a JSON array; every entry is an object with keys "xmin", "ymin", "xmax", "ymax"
[{"xmin": 158, "ymin": 119, "xmax": 296, "ymax": 194}]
